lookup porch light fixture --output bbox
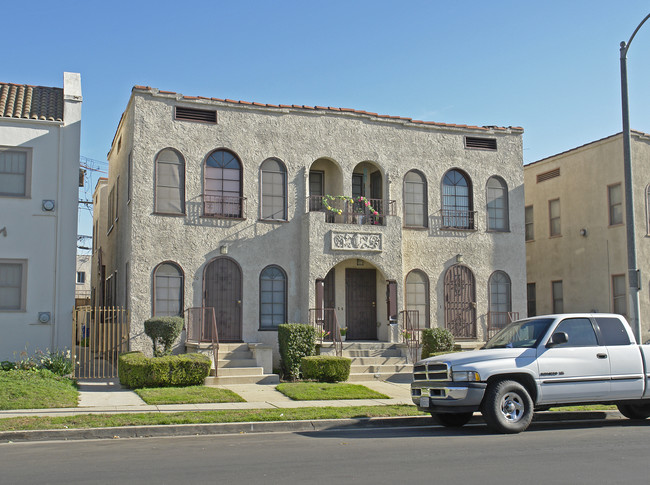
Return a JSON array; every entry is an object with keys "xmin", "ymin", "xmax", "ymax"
[
  {"xmin": 220, "ymin": 245, "xmax": 228, "ymax": 255},
  {"xmin": 456, "ymin": 254, "xmax": 463, "ymax": 263}
]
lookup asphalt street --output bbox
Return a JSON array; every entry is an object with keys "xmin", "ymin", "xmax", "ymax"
[{"xmin": 2, "ymin": 419, "xmax": 649, "ymax": 484}]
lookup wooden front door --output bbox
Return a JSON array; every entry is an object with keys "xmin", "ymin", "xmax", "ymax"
[
  {"xmin": 444, "ymin": 264, "xmax": 476, "ymax": 339},
  {"xmin": 346, "ymin": 269, "xmax": 377, "ymax": 340},
  {"xmin": 204, "ymin": 257, "xmax": 242, "ymax": 342}
]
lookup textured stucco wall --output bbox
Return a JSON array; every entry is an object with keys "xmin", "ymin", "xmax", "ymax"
[{"xmin": 103, "ymin": 89, "xmax": 525, "ymax": 359}]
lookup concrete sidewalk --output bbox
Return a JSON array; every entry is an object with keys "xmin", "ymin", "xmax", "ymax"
[{"xmin": 0, "ymin": 379, "xmax": 414, "ymax": 419}]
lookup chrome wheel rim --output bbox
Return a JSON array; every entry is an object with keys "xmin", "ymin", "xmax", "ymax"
[{"xmin": 500, "ymin": 391, "xmax": 524, "ymax": 422}]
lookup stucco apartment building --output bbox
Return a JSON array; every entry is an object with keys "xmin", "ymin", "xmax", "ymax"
[
  {"xmin": 524, "ymin": 131, "xmax": 650, "ymax": 343},
  {"xmin": 0, "ymin": 73, "xmax": 82, "ymax": 361},
  {"xmin": 94, "ymin": 85, "xmax": 526, "ymax": 364}
]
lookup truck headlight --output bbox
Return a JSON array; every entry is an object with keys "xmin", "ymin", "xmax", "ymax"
[{"xmin": 451, "ymin": 371, "xmax": 480, "ymax": 382}]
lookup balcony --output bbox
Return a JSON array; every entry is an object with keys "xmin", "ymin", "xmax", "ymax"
[
  {"xmin": 203, "ymin": 195, "xmax": 247, "ymax": 219},
  {"xmin": 309, "ymin": 196, "xmax": 395, "ymax": 226},
  {"xmin": 439, "ymin": 209, "xmax": 477, "ymax": 231}
]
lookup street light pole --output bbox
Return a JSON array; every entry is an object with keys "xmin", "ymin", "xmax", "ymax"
[{"xmin": 620, "ymin": 13, "xmax": 650, "ymax": 343}]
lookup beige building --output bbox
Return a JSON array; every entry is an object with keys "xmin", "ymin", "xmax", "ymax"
[
  {"xmin": 94, "ymin": 85, "xmax": 526, "ymax": 368},
  {"xmin": 524, "ymin": 131, "xmax": 650, "ymax": 342}
]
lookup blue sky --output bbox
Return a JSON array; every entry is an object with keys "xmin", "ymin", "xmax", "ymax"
[{"xmin": 4, "ymin": 0, "xmax": 650, "ymax": 242}]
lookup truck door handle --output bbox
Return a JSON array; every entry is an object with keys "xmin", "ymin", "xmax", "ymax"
[{"xmin": 597, "ymin": 353, "xmax": 608, "ymax": 359}]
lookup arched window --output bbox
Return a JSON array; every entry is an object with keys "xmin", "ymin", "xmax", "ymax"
[
  {"xmin": 489, "ymin": 271, "xmax": 511, "ymax": 315},
  {"xmin": 260, "ymin": 265, "xmax": 287, "ymax": 330},
  {"xmin": 486, "ymin": 176, "xmax": 509, "ymax": 231},
  {"xmin": 405, "ymin": 270, "xmax": 429, "ymax": 328},
  {"xmin": 154, "ymin": 149, "xmax": 185, "ymax": 214},
  {"xmin": 260, "ymin": 158, "xmax": 287, "ymax": 220},
  {"xmin": 442, "ymin": 169, "xmax": 473, "ymax": 229},
  {"xmin": 403, "ymin": 170, "xmax": 427, "ymax": 227},
  {"xmin": 204, "ymin": 149, "xmax": 242, "ymax": 218},
  {"xmin": 153, "ymin": 262, "xmax": 183, "ymax": 316}
]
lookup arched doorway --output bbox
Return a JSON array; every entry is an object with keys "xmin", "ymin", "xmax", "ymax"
[
  {"xmin": 203, "ymin": 257, "xmax": 242, "ymax": 341},
  {"xmin": 444, "ymin": 264, "xmax": 476, "ymax": 338}
]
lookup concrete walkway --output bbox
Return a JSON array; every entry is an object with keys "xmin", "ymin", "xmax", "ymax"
[{"xmin": 0, "ymin": 379, "xmax": 414, "ymax": 419}]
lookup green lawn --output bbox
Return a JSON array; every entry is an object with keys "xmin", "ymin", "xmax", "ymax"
[
  {"xmin": 135, "ymin": 386, "xmax": 245, "ymax": 405},
  {"xmin": 0, "ymin": 405, "xmax": 425, "ymax": 431},
  {"xmin": 276, "ymin": 382, "xmax": 389, "ymax": 401},
  {"xmin": 0, "ymin": 370, "xmax": 78, "ymax": 410}
]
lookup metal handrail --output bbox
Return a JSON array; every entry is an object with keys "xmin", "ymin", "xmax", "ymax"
[
  {"xmin": 185, "ymin": 307, "xmax": 220, "ymax": 377},
  {"xmin": 399, "ymin": 309, "xmax": 421, "ymax": 364},
  {"xmin": 203, "ymin": 195, "xmax": 246, "ymax": 219},
  {"xmin": 309, "ymin": 307, "xmax": 342, "ymax": 357},
  {"xmin": 439, "ymin": 209, "xmax": 478, "ymax": 230}
]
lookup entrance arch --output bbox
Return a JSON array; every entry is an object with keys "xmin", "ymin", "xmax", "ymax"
[
  {"xmin": 444, "ymin": 264, "xmax": 476, "ymax": 338},
  {"xmin": 203, "ymin": 256, "xmax": 242, "ymax": 341}
]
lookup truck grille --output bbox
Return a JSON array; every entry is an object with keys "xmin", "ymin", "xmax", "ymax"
[{"xmin": 413, "ymin": 362, "xmax": 450, "ymax": 381}]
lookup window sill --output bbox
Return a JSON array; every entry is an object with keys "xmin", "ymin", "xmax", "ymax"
[
  {"xmin": 258, "ymin": 327, "xmax": 279, "ymax": 332},
  {"xmin": 549, "ymin": 234, "xmax": 562, "ymax": 239},
  {"xmin": 258, "ymin": 218, "xmax": 289, "ymax": 224},
  {"xmin": 439, "ymin": 227, "xmax": 477, "ymax": 232},
  {"xmin": 486, "ymin": 229, "xmax": 511, "ymax": 233},
  {"xmin": 153, "ymin": 211, "xmax": 186, "ymax": 217},
  {"xmin": 403, "ymin": 225, "xmax": 428, "ymax": 230},
  {"xmin": 608, "ymin": 223, "xmax": 624, "ymax": 228}
]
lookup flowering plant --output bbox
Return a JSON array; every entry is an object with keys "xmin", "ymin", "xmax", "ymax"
[{"xmin": 321, "ymin": 195, "xmax": 380, "ymax": 224}]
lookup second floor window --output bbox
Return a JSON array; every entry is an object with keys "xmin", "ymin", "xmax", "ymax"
[
  {"xmin": 525, "ymin": 206, "xmax": 534, "ymax": 241},
  {"xmin": 549, "ymin": 199, "xmax": 561, "ymax": 237},
  {"xmin": 486, "ymin": 176, "xmax": 509, "ymax": 231},
  {"xmin": 204, "ymin": 149, "xmax": 242, "ymax": 218},
  {"xmin": 260, "ymin": 158, "xmax": 287, "ymax": 220},
  {"xmin": 442, "ymin": 169, "xmax": 473, "ymax": 229},
  {"xmin": 608, "ymin": 183, "xmax": 623, "ymax": 226},
  {"xmin": 0, "ymin": 148, "xmax": 30, "ymax": 197},
  {"xmin": 155, "ymin": 148, "xmax": 185, "ymax": 214},
  {"xmin": 403, "ymin": 171, "xmax": 427, "ymax": 227}
]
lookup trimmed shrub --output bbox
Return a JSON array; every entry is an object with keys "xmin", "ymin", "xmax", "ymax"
[
  {"xmin": 301, "ymin": 355, "xmax": 351, "ymax": 383},
  {"xmin": 144, "ymin": 316, "xmax": 184, "ymax": 357},
  {"xmin": 421, "ymin": 327, "xmax": 455, "ymax": 360},
  {"xmin": 278, "ymin": 323, "xmax": 316, "ymax": 380},
  {"xmin": 118, "ymin": 351, "xmax": 211, "ymax": 388}
]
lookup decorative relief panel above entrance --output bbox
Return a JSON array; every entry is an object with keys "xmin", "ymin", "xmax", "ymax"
[{"xmin": 331, "ymin": 231, "xmax": 382, "ymax": 252}]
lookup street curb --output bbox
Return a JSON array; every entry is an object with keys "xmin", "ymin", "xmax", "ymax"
[
  {"xmin": 0, "ymin": 416, "xmax": 431, "ymax": 443},
  {"xmin": 0, "ymin": 411, "xmax": 624, "ymax": 443}
]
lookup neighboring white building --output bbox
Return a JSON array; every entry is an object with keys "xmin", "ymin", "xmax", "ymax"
[
  {"xmin": 95, "ymin": 86, "xmax": 525, "ymax": 364},
  {"xmin": 0, "ymin": 73, "xmax": 82, "ymax": 361}
]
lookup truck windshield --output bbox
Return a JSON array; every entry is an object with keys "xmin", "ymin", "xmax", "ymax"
[{"xmin": 484, "ymin": 318, "xmax": 554, "ymax": 349}]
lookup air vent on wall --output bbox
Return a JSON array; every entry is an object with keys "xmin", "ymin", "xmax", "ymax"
[
  {"xmin": 175, "ymin": 106, "xmax": 217, "ymax": 123},
  {"xmin": 465, "ymin": 136, "xmax": 497, "ymax": 150},
  {"xmin": 536, "ymin": 168, "xmax": 560, "ymax": 183}
]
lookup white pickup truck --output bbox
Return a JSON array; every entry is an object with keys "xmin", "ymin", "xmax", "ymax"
[{"xmin": 411, "ymin": 313, "xmax": 650, "ymax": 433}]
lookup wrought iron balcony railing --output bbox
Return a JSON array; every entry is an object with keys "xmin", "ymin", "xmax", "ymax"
[{"xmin": 309, "ymin": 196, "xmax": 395, "ymax": 226}]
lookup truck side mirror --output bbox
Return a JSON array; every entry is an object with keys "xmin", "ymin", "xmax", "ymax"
[{"xmin": 546, "ymin": 331, "xmax": 568, "ymax": 348}]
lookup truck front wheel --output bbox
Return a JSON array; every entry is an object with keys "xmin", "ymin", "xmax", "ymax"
[
  {"xmin": 617, "ymin": 403, "xmax": 650, "ymax": 420},
  {"xmin": 433, "ymin": 412, "xmax": 473, "ymax": 428},
  {"xmin": 482, "ymin": 380, "xmax": 534, "ymax": 434}
]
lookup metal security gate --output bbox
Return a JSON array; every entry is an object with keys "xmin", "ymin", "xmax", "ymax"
[
  {"xmin": 72, "ymin": 306, "xmax": 130, "ymax": 379},
  {"xmin": 444, "ymin": 265, "xmax": 477, "ymax": 339}
]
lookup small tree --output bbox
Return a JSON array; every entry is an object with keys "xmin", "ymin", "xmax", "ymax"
[
  {"xmin": 421, "ymin": 327, "xmax": 455, "ymax": 359},
  {"xmin": 144, "ymin": 316, "xmax": 184, "ymax": 357},
  {"xmin": 278, "ymin": 323, "xmax": 316, "ymax": 380}
]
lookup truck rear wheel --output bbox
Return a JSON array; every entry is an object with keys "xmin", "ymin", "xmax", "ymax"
[
  {"xmin": 482, "ymin": 380, "xmax": 534, "ymax": 434},
  {"xmin": 617, "ymin": 403, "xmax": 650, "ymax": 420},
  {"xmin": 433, "ymin": 412, "xmax": 473, "ymax": 428}
]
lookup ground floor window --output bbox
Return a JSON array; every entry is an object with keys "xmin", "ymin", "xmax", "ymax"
[
  {"xmin": 260, "ymin": 265, "xmax": 287, "ymax": 330},
  {"xmin": 0, "ymin": 260, "xmax": 26, "ymax": 311}
]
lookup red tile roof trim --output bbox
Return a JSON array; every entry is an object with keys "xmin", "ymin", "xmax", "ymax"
[{"xmin": 132, "ymin": 85, "xmax": 523, "ymax": 132}]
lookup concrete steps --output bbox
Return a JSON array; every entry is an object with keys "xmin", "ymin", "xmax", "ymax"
[
  {"xmin": 321, "ymin": 341, "xmax": 413, "ymax": 383},
  {"xmin": 186, "ymin": 342, "xmax": 279, "ymax": 385}
]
